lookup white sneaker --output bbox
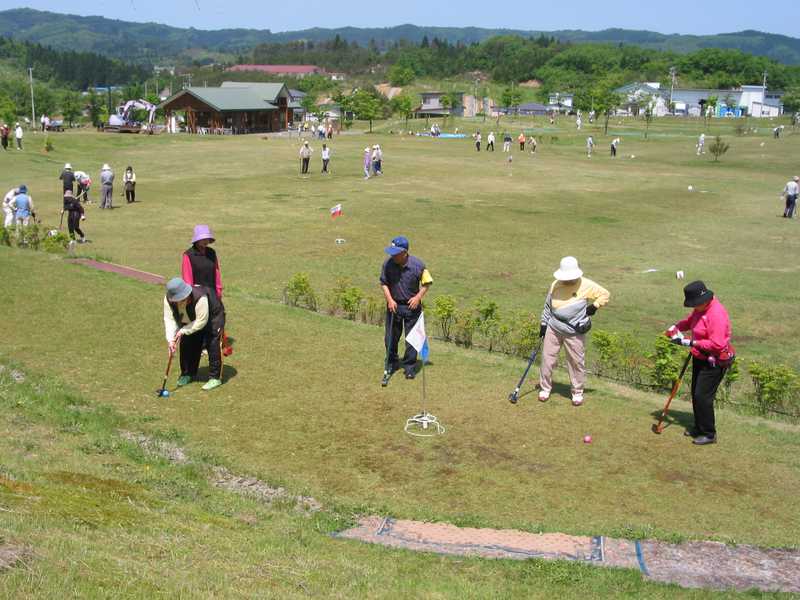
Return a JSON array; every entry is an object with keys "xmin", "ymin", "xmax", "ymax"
[
  {"xmin": 538, "ymin": 391, "xmax": 550, "ymax": 402},
  {"xmin": 572, "ymin": 393, "xmax": 584, "ymax": 406}
]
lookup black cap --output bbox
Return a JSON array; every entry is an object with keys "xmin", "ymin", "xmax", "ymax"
[{"xmin": 683, "ymin": 280, "xmax": 714, "ymax": 308}]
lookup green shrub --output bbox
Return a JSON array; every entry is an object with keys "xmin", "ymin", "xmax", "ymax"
[
  {"xmin": 283, "ymin": 272, "xmax": 317, "ymax": 311},
  {"xmin": 717, "ymin": 359, "xmax": 740, "ymax": 407},
  {"xmin": 474, "ymin": 296, "xmax": 503, "ymax": 352},
  {"xmin": 360, "ymin": 295, "xmax": 385, "ymax": 325},
  {"xmin": 41, "ymin": 230, "xmax": 70, "ymax": 253},
  {"xmin": 452, "ymin": 309, "xmax": 476, "ymax": 348},
  {"xmin": 0, "ymin": 226, "xmax": 11, "ymax": 247},
  {"xmin": 43, "ymin": 135, "xmax": 54, "ymax": 153},
  {"xmin": 17, "ymin": 224, "xmax": 41, "ymax": 250},
  {"xmin": 591, "ymin": 329, "xmax": 647, "ymax": 385},
  {"xmin": 748, "ymin": 361, "xmax": 800, "ymax": 415},
  {"xmin": 432, "ymin": 295, "xmax": 457, "ymax": 341},
  {"xmin": 327, "ymin": 278, "xmax": 364, "ymax": 320},
  {"xmin": 647, "ymin": 336, "xmax": 685, "ymax": 390},
  {"xmin": 509, "ymin": 313, "xmax": 540, "ymax": 358}
]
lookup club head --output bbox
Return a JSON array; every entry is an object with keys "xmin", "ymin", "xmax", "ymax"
[
  {"xmin": 508, "ymin": 391, "xmax": 519, "ymax": 404},
  {"xmin": 651, "ymin": 423, "xmax": 664, "ymax": 434}
]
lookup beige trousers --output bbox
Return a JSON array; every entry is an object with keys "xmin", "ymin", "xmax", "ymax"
[{"xmin": 538, "ymin": 327, "xmax": 586, "ymax": 395}]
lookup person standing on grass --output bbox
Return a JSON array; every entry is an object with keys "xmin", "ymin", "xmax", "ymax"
[
  {"xmin": 62, "ymin": 190, "xmax": 86, "ymax": 243},
  {"xmin": 321, "ymin": 143, "xmax": 331, "ymax": 174},
  {"xmin": 299, "ymin": 141, "xmax": 312, "ymax": 174},
  {"xmin": 528, "ymin": 136, "xmax": 537, "ymax": 154},
  {"xmin": 486, "ymin": 131, "xmax": 495, "ymax": 151},
  {"xmin": 99, "ymin": 164, "xmax": 114, "ymax": 209},
  {"xmin": 503, "ymin": 132, "xmax": 512, "ymax": 153},
  {"xmin": 372, "ymin": 145, "xmax": 383, "ymax": 175},
  {"xmin": 610, "ymin": 137, "xmax": 620, "ymax": 157},
  {"xmin": 665, "ymin": 281, "xmax": 734, "ymax": 446},
  {"xmin": 696, "ymin": 133, "xmax": 705, "ymax": 155},
  {"xmin": 60, "ymin": 163, "xmax": 75, "ymax": 194},
  {"xmin": 12, "ymin": 185, "xmax": 35, "ymax": 228},
  {"xmin": 380, "ymin": 236, "xmax": 433, "ymax": 380},
  {"xmin": 75, "ymin": 171, "xmax": 91, "ymax": 203},
  {"xmin": 14, "ymin": 122, "xmax": 23, "ymax": 150},
  {"xmin": 3, "ymin": 186, "xmax": 19, "ymax": 228},
  {"xmin": 1, "ymin": 123, "xmax": 9, "ymax": 150},
  {"xmin": 475, "ymin": 131, "xmax": 482, "ymax": 152},
  {"xmin": 363, "ymin": 147, "xmax": 372, "ymax": 179},
  {"xmin": 586, "ymin": 136, "xmax": 594, "ymax": 158},
  {"xmin": 538, "ymin": 256, "xmax": 610, "ymax": 406},
  {"xmin": 182, "ymin": 225, "xmax": 223, "ymax": 302},
  {"xmin": 783, "ymin": 176, "xmax": 799, "ymax": 218},
  {"xmin": 518, "ymin": 132, "xmax": 525, "ymax": 151},
  {"xmin": 163, "ymin": 277, "xmax": 226, "ymax": 392},
  {"xmin": 123, "ymin": 166, "xmax": 137, "ymax": 203}
]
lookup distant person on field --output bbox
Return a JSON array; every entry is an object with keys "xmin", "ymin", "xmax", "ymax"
[
  {"xmin": 538, "ymin": 256, "xmax": 610, "ymax": 406},
  {"xmin": 60, "ymin": 163, "xmax": 75, "ymax": 194},
  {"xmin": 528, "ymin": 136, "xmax": 537, "ymax": 154},
  {"xmin": 576, "ymin": 116, "xmax": 582, "ymax": 130},
  {"xmin": 475, "ymin": 131, "xmax": 482, "ymax": 152},
  {"xmin": 610, "ymin": 137, "xmax": 620, "ymax": 157},
  {"xmin": 14, "ymin": 122, "xmax": 23, "ymax": 150},
  {"xmin": 586, "ymin": 136, "xmax": 594, "ymax": 158},
  {"xmin": 123, "ymin": 166, "xmax": 136, "ymax": 203},
  {"xmin": 696, "ymin": 133, "xmax": 705, "ymax": 155},
  {"xmin": 363, "ymin": 147, "xmax": 372, "ymax": 179},
  {"xmin": 321, "ymin": 143, "xmax": 331, "ymax": 174},
  {"xmin": 486, "ymin": 131, "xmax": 495, "ymax": 151},
  {"xmin": 75, "ymin": 171, "xmax": 92, "ymax": 203},
  {"xmin": 773, "ymin": 125, "xmax": 784, "ymax": 139},
  {"xmin": 99, "ymin": 164, "xmax": 114, "ymax": 209},
  {"xmin": 518, "ymin": 132, "xmax": 525, "ymax": 151},
  {"xmin": 299, "ymin": 141, "xmax": 312, "ymax": 174},
  {"xmin": 12, "ymin": 185, "xmax": 35, "ymax": 228},
  {"xmin": 163, "ymin": 277, "xmax": 226, "ymax": 392},
  {"xmin": 62, "ymin": 189, "xmax": 86, "ymax": 243},
  {"xmin": 0, "ymin": 123, "xmax": 9, "ymax": 150},
  {"xmin": 372, "ymin": 144, "xmax": 383, "ymax": 175},
  {"xmin": 502, "ymin": 132, "xmax": 511, "ymax": 152},
  {"xmin": 664, "ymin": 281, "xmax": 734, "ymax": 445},
  {"xmin": 3, "ymin": 186, "xmax": 19, "ymax": 228},
  {"xmin": 783, "ymin": 176, "xmax": 799, "ymax": 218},
  {"xmin": 40, "ymin": 114, "xmax": 46, "ymax": 132}
]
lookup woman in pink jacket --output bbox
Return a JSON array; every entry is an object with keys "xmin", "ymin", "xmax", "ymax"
[{"xmin": 665, "ymin": 281, "xmax": 734, "ymax": 445}]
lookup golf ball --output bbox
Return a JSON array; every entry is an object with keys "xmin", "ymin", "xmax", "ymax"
[
  {"xmin": 583, "ymin": 435, "xmax": 592, "ymax": 444},
  {"xmin": 161, "ymin": 390, "xmax": 170, "ymax": 397},
  {"xmin": 688, "ymin": 185, "xmax": 694, "ymax": 191}
]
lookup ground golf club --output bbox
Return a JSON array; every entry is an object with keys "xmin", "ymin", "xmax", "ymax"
[
  {"xmin": 508, "ymin": 339, "xmax": 543, "ymax": 404},
  {"xmin": 652, "ymin": 351, "xmax": 693, "ymax": 434}
]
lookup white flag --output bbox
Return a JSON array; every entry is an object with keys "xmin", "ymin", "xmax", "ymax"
[{"xmin": 405, "ymin": 312, "xmax": 429, "ymax": 361}]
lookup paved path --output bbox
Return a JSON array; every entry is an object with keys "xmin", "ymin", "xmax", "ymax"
[{"xmin": 336, "ymin": 517, "xmax": 800, "ymax": 593}]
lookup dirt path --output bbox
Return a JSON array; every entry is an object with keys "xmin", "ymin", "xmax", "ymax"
[
  {"xmin": 68, "ymin": 258, "xmax": 165, "ymax": 285},
  {"xmin": 335, "ymin": 517, "xmax": 800, "ymax": 593}
]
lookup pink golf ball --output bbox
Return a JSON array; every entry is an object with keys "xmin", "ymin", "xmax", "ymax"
[{"xmin": 583, "ymin": 435, "xmax": 592, "ymax": 444}]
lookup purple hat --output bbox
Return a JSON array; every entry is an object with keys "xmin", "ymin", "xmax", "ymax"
[{"xmin": 192, "ymin": 224, "xmax": 215, "ymax": 244}]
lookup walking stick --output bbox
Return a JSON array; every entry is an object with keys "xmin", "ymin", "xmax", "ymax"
[
  {"xmin": 652, "ymin": 351, "xmax": 693, "ymax": 434},
  {"xmin": 59, "ymin": 210, "xmax": 64, "ymax": 231}
]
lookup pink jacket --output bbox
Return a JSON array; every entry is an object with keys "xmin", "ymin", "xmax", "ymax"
[
  {"xmin": 181, "ymin": 254, "xmax": 223, "ymax": 299},
  {"xmin": 675, "ymin": 298, "xmax": 732, "ymax": 361}
]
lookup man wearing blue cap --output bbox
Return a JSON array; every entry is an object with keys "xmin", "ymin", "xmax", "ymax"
[
  {"xmin": 380, "ymin": 236, "xmax": 433, "ymax": 380},
  {"xmin": 163, "ymin": 277, "xmax": 226, "ymax": 391}
]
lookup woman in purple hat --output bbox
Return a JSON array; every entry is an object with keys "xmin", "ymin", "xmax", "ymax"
[{"xmin": 182, "ymin": 224, "xmax": 223, "ymax": 301}]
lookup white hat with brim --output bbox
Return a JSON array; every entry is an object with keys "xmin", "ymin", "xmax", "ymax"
[
  {"xmin": 553, "ymin": 256, "xmax": 583, "ymax": 281},
  {"xmin": 102, "ymin": 164, "xmax": 111, "ymax": 170}
]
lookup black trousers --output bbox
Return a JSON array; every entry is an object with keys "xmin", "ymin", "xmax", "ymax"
[
  {"xmin": 125, "ymin": 188, "xmax": 135, "ymax": 203},
  {"xmin": 180, "ymin": 318, "xmax": 225, "ymax": 380},
  {"xmin": 67, "ymin": 212, "xmax": 84, "ymax": 239},
  {"xmin": 476, "ymin": 142, "xmax": 481, "ymax": 152},
  {"xmin": 322, "ymin": 159, "xmax": 329, "ymax": 173},
  {"xmin": 385, "ymin": 305, "xmax": 422, "ymax": 373},
  {"xmin": 301, "ymin": 157, "xmax": 310, "ymax": 173},
  {"xmin": 611, "ymin": 145, "xmax": 617, "ymax": 156},
  {"xmin": 784, "ymin": 194, "xmax": 796, "ymax": 218},
  {"xmin": 487, "ymin": 141, "xmax": 494, "ymax": 151},
  {"xmin": 690, "ymin": 357, "xmax": 726, "ymax": 437}
]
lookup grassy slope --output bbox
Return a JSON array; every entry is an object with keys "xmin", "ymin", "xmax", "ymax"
[
  {"xmin": 3, "ymin": 248, "xmax": 799, "ymax": 553},
  {"xmin": 4, "ymin": 364, "xmax": 710, "ymax": 599}
]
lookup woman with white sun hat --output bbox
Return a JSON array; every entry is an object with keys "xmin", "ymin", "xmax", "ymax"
[{"xmin": 538, "ymin": 256, "xmax": 610, "ymax": 406}]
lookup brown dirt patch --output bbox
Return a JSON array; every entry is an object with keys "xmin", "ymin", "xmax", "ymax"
[
  {"xmin": 0, "ymin": 543, "xmax": 32, "ymax": 572},
  {"xmin": 68, "ymin": 259, "xmax": 165, "ymax": 285}
]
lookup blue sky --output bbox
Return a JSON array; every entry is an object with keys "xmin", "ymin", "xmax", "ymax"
[{"xmin": 4, "ymin": 0, "xmax": 798, "ymax": 37}]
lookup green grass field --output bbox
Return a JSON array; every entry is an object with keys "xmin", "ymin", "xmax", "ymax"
[{"xmin": 2, "ymin": 117, "xmax": 799, "ymax": 597}]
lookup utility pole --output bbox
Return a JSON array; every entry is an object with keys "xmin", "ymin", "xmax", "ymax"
[
  {"xmin": 669, "ymin": 67, "xmax": 677, "ymax": 110},
  {"xmin": 762, "ymin": 70, "xmax": 768, "ymax": 117},
  {"xmin": 28, "ymin": 67, "xmax": 36, "ymax": 132}
]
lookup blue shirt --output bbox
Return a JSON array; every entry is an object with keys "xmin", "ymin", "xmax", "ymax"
[
  {"xmin": 380, "ymin": 255, "xmax": 427, "ymax": 303},
  {"xmin": 14, "ymin": 194, "xmax": 31, "ymax": 217}
]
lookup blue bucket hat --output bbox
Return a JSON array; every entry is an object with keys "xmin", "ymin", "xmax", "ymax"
[
  {"xmin": 18, "ymin": 184, "xmax": 27, "ymax": 194},
  {"xmin": 165, "ymin": 277, "xmax": 192, "ymax": 303},
  {"xmin": 384, "ymin": 236, "xmax": 409, "ymax": 256}
]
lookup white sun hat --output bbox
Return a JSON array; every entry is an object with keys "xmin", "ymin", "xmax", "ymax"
[
  {"xmin": 554, "ymin": 256, "xmax": 583, "ymax": 281},
  {"xmin": 101, "ymin": 163, "xmax": 111, "ymax": 170}
]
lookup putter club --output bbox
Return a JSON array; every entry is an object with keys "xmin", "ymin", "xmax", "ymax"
[
  {"xmin": 508, "ymin": 339, "xmax": 543, "ymax": 404},
  {"xmin": 652, "ymin": 351, "xmax": 693, "ymax": 434},
  {"xmin": 156, "ymin": 350, "xmax": 175, "ymax": 397}
]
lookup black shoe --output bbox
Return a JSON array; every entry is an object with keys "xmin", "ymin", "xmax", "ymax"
[
  {"xmin": 404, "ymin": 371, "xmax": 416, "ymax": 380},
  {"xmin": 684, "ymin": 429, "xmax": 700, "ymax": 437},
  {"xmin": 693, "ymin": 435, "xmax": 717, "ymax": 445}
]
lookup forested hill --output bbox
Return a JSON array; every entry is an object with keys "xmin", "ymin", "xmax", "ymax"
[{"xmin": 1, "ymin": 7, "xmax": 799, "ymax": 65}]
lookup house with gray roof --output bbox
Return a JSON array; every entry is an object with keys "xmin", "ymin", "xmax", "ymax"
[{"xmin": 160, "ymin": 81, "xmax": 293, "ymax": 133}]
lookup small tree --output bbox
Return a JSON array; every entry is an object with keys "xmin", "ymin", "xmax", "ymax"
[
  {"xmin": 300, "ymin": 93, "xmax": 319, "ymax": 122},
  {"xmin": 0, "ymin": 91, "xmax": 15, "ymax": 125},
  {"xmin": 390, "ymin": 94, "xmax": 415, "ymax": 129},
  {"xmin": 501, "ymin": 86, "xmax": 523, "ymax": 115},
  {"xmin": 708, "ymin": 135, "xmax": 729, "ymax": 162},
  {"xmin": 349, "ymin": 89, "xmax": 382, "ymax": 133},
  {"xmin": 643, "ymin": 101, "xmax": 654, "ymax": 140},
  {"xmin": 388, "ymin": 65, "xmax": 414, "ymax": 87},
  {"xmin": 61, "ymin": 91, "xmax": 82, "ymax": 127},
  {"xmin": 87, "ymin": 88, "xmax": 103, "ymax": 127},
  {"xmin": 592, "ymin": 86, "xmax": 622, "ymax": 135}
]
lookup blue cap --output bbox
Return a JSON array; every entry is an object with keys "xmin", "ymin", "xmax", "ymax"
[
  {"xmin": 18, "ymin": 184, "xmax": 27, "ymax": 193},
  {"xmin": 384, "ymin": 236, "xmax": 409, "ymax": 256}
]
